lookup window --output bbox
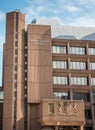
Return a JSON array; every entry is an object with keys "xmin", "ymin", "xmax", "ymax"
[
  {"xmin": 15, "ymin": 57, "xmax": 17, "ymax": 63},
  {"xmin": 93, "ymin": 92, "xmax": 95, "ymax": 104},
  {"xmin": 71, "ymin": 62, "xmax": 86, "ymax": 70},
  {"xmin": 89, "ymin": 48, "xmax": 95, "ymax": 55},
  {"xmin": 85, "ymin": 127, "xmax": 92, "ymax": 130},
  {"xmin": 71, "ymin": 77, "xmax": 88, "ymax": 85},
  {"xmin": 91, "ymin": 78, "xmax": 95, "ymax": 85},
  {"xmin": 0, "ymin": 91, "xmax": 4, "ymax": 102},
  {"xmin": 15, "ymin": 49, "xmax": 18, "ymax": 55},
  {"xmin": 70, "ymin": 47, "xmax": 85, "ymax": 55},
  {"xmin": 54, "ymin": 92, "xmax": 69, "ymax": 100},
  {"xmin": 53, "ymin": 76, "xmax": 68, "ymax": 85},
  {"xmin": 73, "ymin": 92, "xmax": 90, "ymax": 102},
  {"xmin": 49, "ymin": 103, "xmax": 54, "ymax": 114},
  {"xmin": 90, "ymin": 62, "xmax": 95, "ymax": 70},
  {"xmin": 53, "ymin": 61, "xmax": 67, "ymax": 69},
  {"xmin": 52, "ymin": 46, "xmax": 66, "ymax": 54},
  {"xmin": 15, "ymin": 66, "xmax": 17, "ymax": 71},
  {"xmin": 85, "ymin": 109, "xmax": 92, "ymax": 119}
]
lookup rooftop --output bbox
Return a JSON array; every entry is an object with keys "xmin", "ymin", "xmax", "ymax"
[{"xmin": 32, "ymin": 18, "xmax": 95, "ymax": 41}]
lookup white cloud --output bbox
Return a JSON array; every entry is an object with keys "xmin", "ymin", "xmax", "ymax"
[
  {"xmin": 75, "ymin": 0, "xmax": 95, "ymax": 7},
  {"xmin": 69, "ymin": 16, "xmax": 95, "ymax": 27},
  {"xmin": 24, "ymin": 0, "xmax": 82, "ymax": 23},
  {"xmin": 24, "ymin": 0, "xmax": 95, "ymax": 27},
  {"xmin": 64, "ymin": 5, "xmax": 81, "ymax": 13},
  {"xmin": 0, "ymin": 10, "xmax": 5, "ymax": 21}
]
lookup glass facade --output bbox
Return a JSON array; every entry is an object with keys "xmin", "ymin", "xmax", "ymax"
[
  {"xmin": 89, "ymin": 48, "xmax": 95, "ymax": 55},
  {"xmin": 70, "ymin": 47, "xmax": 85, "ymax": 55},
  {"xmin": 53, "ymin": 76, "xmax": 68, "ymax": 85},
  {"xmin": 71, "ymin": 77, "xmax": 88, "ymax": 85},
  {"xmin": 73, "ymin": 92, "xmax": 90, "ymax": 102},
  {"xmin": 52, "ymin": 46, "xmax": 66, "ymax": 54},
  {"xmin": 53, "ymin": 92, "xmax": 69, "ymax": 100},
  {"xmin": 71, "ymin": 62, "xmax": 86, "ymax": 70},
  {"xmin": 53, "ymin": 61, "xmax": 67, "ymax": 69}
]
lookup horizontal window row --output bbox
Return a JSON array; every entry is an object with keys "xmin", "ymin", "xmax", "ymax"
[
  {"xmin": 53, "ymin": 76, "xmax": 95, "ymax": 85},
  {"xmin": 53, "ymin": 61, "xmax": 95, "ymax": 70},
  {"xmin": 52, "ymin": 46, "xmax": 95, "ymax": 55},
  {"xmin": 53, "ymin": 92, "xmax": 95, "ymax": 103}
]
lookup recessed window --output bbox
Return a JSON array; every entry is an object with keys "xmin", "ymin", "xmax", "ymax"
[
  {"xmin": 15, "ymin": 49, "xmax": 18, "ymax": 55},
  {"xmin": 14, "ymin": 74, "xmax": 17, "ymax": 79},
  {"xmin": 52, "ymin": 46, "xmax": 66, "ymax": 54},
  {"xmin": 53, "ymin": 76, "xmax": 68, "ymax": 85},
  {"xmin": 91, "ymin": 78, "xmax": 95, "ymax": 85},
  {"xmin": 49, "ymin": 103, "xmax": 54, "ymax": 114},
  {"xmin": 73, "ymin": 92, "xmax": 90, "ymax": 102},
  {"xmin": 15, "ymin": 57, "xmax": 17, "ymax": 63},
  {"xmin": 15, "ymin": 66, "xmax": 17, "ymax": 71},
  {"xmin": 54, "ymin": 92, "xmax": 69, "ymax": 100},
  {"xmin": 15, "ymin": 41, "xmax": 18, "ymax": 47},
  {"xmin": 90, "ymin": 62, "xmax": 95, "ymax": 70},
  {"xmin": 70, "ymin": 47, "xmax": 85, "ymax": 55},
  {"xmin": 71, "ymin": 62, "xmax": 86, "ymax": 70},
  {"xmin": 85, "ymin": 109, "xmax": 92, "ymax": 119},
  {"xmin": 0, "ymin": 91, "xmax": 4, "ymax": 101},
  {"xmin": 89, "ymin": 48, "xmax": 95, "ymax": 55},
  {"xmin": 71, "ymin": 77, "xmax": 88, "ymax": 85},
  {"xmin": 53, "ymin": 61, "xmax": 67, "ymax": 69},
  {"xmin": 93, "ymin": 92, "xmax": 95, "ymax": 104}
]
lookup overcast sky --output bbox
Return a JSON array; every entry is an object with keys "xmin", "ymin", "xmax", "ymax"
[{"xmin": 0, "ymin": 0, "xmax": 95, "ymax": 85}]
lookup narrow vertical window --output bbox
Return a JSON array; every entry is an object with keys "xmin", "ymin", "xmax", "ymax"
[{"xmin": 49, "ymin": 103, "xmax": 54, "ymax": 114}]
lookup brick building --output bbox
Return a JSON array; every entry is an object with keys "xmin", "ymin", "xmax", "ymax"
[{"xmin": 1, "ymin": 11, "xmax": 95, "ymax": 130}]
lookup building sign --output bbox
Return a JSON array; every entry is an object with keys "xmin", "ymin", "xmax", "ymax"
[{"xmin": 30, "ymin": 39, "xmax": 50, "ymax": 45}]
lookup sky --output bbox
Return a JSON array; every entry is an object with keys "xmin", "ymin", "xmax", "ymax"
[{"xmin": 0, "ymin": 0, "xmax": 95, "ymax": 85}]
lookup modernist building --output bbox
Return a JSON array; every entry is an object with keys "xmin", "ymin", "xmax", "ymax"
[{"xmin": 1, "ymin": 10, "xmax": 95, "ymax": 130}]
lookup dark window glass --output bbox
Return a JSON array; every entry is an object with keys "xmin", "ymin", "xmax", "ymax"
[
  {"xmin": 85, "ymin": 109, "xmax": 92, "ymax": 119},
  {"xmin": 73, "ymin": 92, "xmax": 90, "ymax": 102},
  {"xmin": 85, "ymin": 127, "xmax": 92, "ymax": 130}
]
